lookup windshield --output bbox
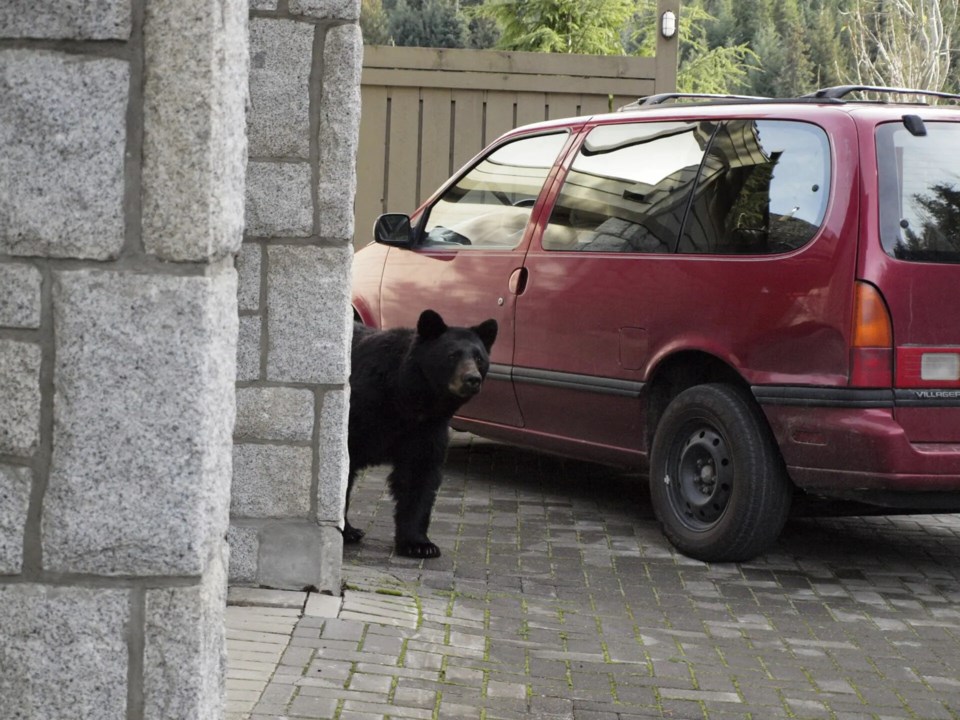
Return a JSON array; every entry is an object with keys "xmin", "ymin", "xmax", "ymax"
[{"xmin": 877, "ymin": 121, "xmax": 960, "ymax": 263}]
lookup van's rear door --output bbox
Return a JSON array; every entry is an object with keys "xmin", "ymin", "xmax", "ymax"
[{"xmin": 868, "ymin": 118, "xmax": 960, "ymax": 442}]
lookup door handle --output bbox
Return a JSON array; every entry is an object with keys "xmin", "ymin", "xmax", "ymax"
[{"xmin": 508, "ymin": 267, "xmax": 528, "ymax": 295}]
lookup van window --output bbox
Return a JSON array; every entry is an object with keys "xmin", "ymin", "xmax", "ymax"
[
  {"xmin": 420, "ymin": 132, "xmax": 568, "ymax": 249},
  {"xmin": 877, "ymin": 121, "xmax": 960, "ymax": 264},
  {"xmin": 543, "ymin": 121, "xmax": 713, "ymax": 252},
  {"xmin": 678, "ymin": 120, "xmax": 830, "ymax": 254}
]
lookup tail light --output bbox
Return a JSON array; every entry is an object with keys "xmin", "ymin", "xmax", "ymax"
[
  {"xmin": 849, "ymin": 282, "xmax": 893, "ymax": 387},
  {"xmin": 896, "ymin": 347, "xmax": 960, "ymax": 388}
]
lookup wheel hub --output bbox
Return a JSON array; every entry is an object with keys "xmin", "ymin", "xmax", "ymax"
[{"xmin": 673, "ymin": 427, "xmax": 732, "ymax": 526}]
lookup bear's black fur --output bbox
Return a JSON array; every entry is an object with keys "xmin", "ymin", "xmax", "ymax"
[{"xmin": 345, "ymin": 309, "xmax": 498, "ymax": 558}]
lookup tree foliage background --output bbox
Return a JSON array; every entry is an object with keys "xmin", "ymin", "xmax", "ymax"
[{"xmin": 360, "ymin": 0, "xmax": 960, "ymax": 97}]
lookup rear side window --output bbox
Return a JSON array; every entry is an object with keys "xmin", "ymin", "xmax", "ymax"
[
  {"xmin": 877, "ymin": 121, "xmax": 960, "ymax": 264},
  {"xmin": 543, "ymin": 121, "xmax": 712, "ymax": 252},
  {"xmin": 679, "ymin": 120, "xmax": 830, "ymax": 254},
  {"xmin": 420, "ymin": 132, "xmax": 568, "ymax": 249}
]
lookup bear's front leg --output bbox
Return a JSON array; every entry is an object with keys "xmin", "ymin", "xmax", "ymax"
[{"xmin": 388, "ymin": 462, "xmax": 443, "ymax": 559}]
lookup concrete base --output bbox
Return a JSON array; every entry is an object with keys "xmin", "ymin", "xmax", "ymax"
[{"xmin": 229, "ymin": 521, "xmax": 343, "ymax": 593}]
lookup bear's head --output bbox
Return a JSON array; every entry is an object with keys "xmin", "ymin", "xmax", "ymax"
[{"xmin": 414, "ymin": 309, "xmax": 498, "ymax": 401}]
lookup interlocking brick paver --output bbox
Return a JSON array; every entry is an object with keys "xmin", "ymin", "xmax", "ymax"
[
  {"xmin": 227, "ymin": 433, "xmax": 960, "ymax": 719},
  {"xmin": 225, "ymin": 591, "xmax": 304, "ymax": 719}
]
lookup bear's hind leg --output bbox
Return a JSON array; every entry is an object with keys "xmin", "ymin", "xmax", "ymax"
[
  {"xmin": 343, "ymin": 522, "xmax": 365, "ymax": 544},
  {"xmin": 342, "ymin": 468, "xmax": 365, "ymax": 544}
]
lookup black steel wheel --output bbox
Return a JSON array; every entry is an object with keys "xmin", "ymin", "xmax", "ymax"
[{"xmin": 650, "ymin": 383, "xmax": 791, "ymax": 562}]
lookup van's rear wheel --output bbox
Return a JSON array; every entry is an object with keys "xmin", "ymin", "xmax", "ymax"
[{"xmin": 649, "ymin": 383, "xmax": 791, "ymax": 562}]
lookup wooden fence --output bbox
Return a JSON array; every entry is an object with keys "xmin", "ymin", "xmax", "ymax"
[{"xmin": 354, "ymin": 25, "xmax": 679, "ymax": 246}]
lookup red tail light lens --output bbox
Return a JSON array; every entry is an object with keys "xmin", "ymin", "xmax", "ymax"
[{"xmin": 850, "ymin": 282, "xmax": 893, "ymax": 387}]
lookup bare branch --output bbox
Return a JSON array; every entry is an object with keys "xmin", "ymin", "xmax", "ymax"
[{"xmin": 841, "ymin": 0, "xmax": 958, "ymax": 93}]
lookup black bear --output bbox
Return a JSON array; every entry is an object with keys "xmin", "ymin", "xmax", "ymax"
[{"xmin": 345, "ymin": 309, "xmax": 498, "ymax": 558}]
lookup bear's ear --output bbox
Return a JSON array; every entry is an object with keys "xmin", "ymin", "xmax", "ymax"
[
  {"xmin": 472, "ymin": 319, "xmax": 498, "ymax": 352},
  {"xmin": 416, "ymin": 309, "xmax": 447, "ymax": 341}
]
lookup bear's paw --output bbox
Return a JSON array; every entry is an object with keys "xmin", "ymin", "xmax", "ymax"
[
  {"xmin": 342, "ymin": 524, "xmax": 366, "ymax": 544},
  {"xmin": 396, "ymin": 540, "xmax": 441, "ymax": 559}
]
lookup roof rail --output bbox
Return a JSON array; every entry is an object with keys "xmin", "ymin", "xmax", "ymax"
[
  {"xmin": 805, "ymin": 85, "xmax": 960, "ymax": 102},
  {"xmin": 631, "ymin": 92, "xmax": 770, "ymax": 107}
]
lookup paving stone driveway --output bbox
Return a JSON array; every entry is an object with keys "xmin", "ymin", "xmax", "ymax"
[{"xmin": 245, "ymin": 433, "xmax": 960, "ymax": 720}]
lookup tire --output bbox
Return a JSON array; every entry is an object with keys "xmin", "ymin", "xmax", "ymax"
[{"xmin": 649, "ymin": 383, "xmax": 791, "ymax": 562}]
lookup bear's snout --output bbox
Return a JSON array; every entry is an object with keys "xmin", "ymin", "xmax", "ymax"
[
  {"xmin": 462, "ymin": 372, "xmax": 482, "ymax": 393},
  {"xmin": 449, "ymin": 359, "xmax": 485, "ymax": 398}
]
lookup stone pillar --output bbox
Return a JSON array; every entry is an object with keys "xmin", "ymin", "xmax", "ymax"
[
  {"xmin": 0, "ymin": 0, "xmax": 246, "ymax": 717},
  {"xmin": 229, "ymin": 0, "xmax": 361, "ymax": 592}
]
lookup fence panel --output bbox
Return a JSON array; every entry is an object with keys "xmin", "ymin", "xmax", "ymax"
[
  {"xmin": 450, "ymin": 89, "xmax": 486, "ymax": 171},
  {"xmin": 418, "ymin": 87, "xmax": 453, "ymax": 205},
  {"xmin": 355, "ymin": 85, "xmax": 388, "ymax": 241}
]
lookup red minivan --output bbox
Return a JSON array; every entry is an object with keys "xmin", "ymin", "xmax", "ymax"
[{"xmin": 351, "ymin": 87, "xmax": 960, "ymax": 562}]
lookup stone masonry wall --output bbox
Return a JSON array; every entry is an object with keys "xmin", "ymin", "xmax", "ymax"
[
  {"xmin": 228, "ymin": 0, "xmax": 361, "ymax": 592},
  {"xmin": 0, "ymin": 0, "xmax": 247, "ymax": 717}
]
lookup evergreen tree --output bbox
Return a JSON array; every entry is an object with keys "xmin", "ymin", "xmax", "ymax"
[
  {"xmin": 773, "ymin": 0, "xmax": 814, "ymax": 96},
  {"xmin": 480, "ymin": 0, "xmax": 634, "ymax": 55},
  {"xmin": 702, "ymin": 0, "xmax": 738, "ymax": 49},
  {"xmin": 466, "ymin": 15, "xmax": 500, "ymax": 49},
  {"xmin": 461, "ymin": 0, "xmax": 500, "ymax": 49},
  {"xmin": 746, "ymin": 25, "xmax": 785, "ymax": 97},
  {"xmin": 390, "ymin": 0, "xmax": 466, "ymax": 48},
  {"xmin": 806, "ymin": 4, "xmax": 848, "ymax": 89},
  {"xmin": 361, "ymin": 0, "xmax": 393, "ymax": 45},
  {"xmin": 629, "ymin": 1, "xmax": 758, "ymax": 94},
  {"xmin": 731, "ymin": 0, "xmax": 773, "ymax": 45}
]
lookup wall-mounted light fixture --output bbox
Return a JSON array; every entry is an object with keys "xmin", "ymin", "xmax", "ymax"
[{"xmin": 661, "ymin": 10, "xmax": 677, "ymax": 39}]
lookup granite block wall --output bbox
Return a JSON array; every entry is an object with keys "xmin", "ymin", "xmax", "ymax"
[
  {"xmin": 230, "ymin": 0, "xmax": 360, "ymax": 593},
  {"xmin": 0, "ymin": 0, "xmax": 361, "ymax": 711},
  {"xmin": 0, "ymin": 0, "xmax": 246, "ymax": 716}
]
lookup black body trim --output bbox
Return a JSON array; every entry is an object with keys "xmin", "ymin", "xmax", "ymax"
[
  {"xmin": 754, "ymin": 385, "xmax": 960, "ymax": 409},
  {"xmin": 493, "ymin": 374, "xmax": 960, "ymax": 408},
  {"xmin": 486, "ymin": 363, "xmax": 512, "ymax": 383},
  {"xmin": 512, "ymin": 367, "xmax": 644, "ymax": 398},
  {"xmin": 752, "ymin": 386, "xmax": 894, "ymax": 408}
]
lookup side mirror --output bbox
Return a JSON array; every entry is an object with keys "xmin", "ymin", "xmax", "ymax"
[{"xmin": 374, "ymin": 213, "xmax": 413, "ymax": 247}]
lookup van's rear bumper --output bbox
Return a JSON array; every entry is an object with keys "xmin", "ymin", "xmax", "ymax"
[{"xmin": 756, "ymin": 395, "xmax": 960, "ymax": 495}]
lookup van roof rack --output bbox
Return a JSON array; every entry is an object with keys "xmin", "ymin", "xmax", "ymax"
[
  {"xmin": 616, "ymin": 86, "xmax": 960, "ymax": 114},
  {"xmin": 804, "ymin": 85, "xmax": 960, "ymax": 103},
  {"xmin": 630, "ymin": 92, "xmax": 770, "ymax": 107}
]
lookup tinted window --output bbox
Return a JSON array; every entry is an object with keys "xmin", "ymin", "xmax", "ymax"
[
  {"xmin": 543, "ymin": 122, "xmax": 712, "ymax": 252},
  {"xmin": 678, "ymin": 120, "xmax": 830, "ymax": 254},
  {"xmin": 877, "ymin": 121, "xmax": 960, "ymax": 264},
  {"xmin": 421, "ymin": 132, "xmax": 568, "ymax": 249}
]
